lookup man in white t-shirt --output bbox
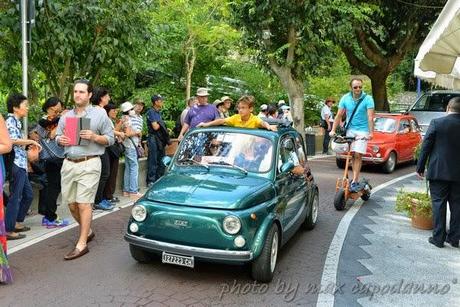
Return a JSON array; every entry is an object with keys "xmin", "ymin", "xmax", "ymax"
[{"xmin": 320, "ymin": 97, "xmax": 335, "ymax": 154}]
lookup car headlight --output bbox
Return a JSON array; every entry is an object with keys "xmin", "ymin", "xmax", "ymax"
[
  {"xmin": 223, "ymin": 215, "xmax": 241, "ymax": 235},
  {"xmin": 131, "ymin": 205, "xmax": 147, "ymax": 222},
  {"xmin": 371, "ymin": 145, "xmax": 380, "ymax": 153}
]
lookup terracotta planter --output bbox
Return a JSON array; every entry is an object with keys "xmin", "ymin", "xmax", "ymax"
[
  {"xmin": 165, "ymin": 138, "xmax": 179, "ymax": 157},
  {"xmin": 410, "ymin": 201, "xmax": 433, "ymax": 230}
]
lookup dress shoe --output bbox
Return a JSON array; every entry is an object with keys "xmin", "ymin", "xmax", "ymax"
[
  {"xmin": 87, "ymin": 231, "xmax": 95, "ymax": 243},
  {"xmin": 446, "ymin": 239, "xmax": 459, "ymax": 248},
  {"xmin": 6, "ymin": 232, "xmax": 26, "ymax": 240},
  {"xmin": 64, "ymin": 246, "xmax": 89, "ymax": 260},
  {"xmin": 14, "ymin": 226, "xmax": 31, "ymax": 232},
  {"xmin": 428, "ymin": 237, "xmax": 444, "ymax": 248}
]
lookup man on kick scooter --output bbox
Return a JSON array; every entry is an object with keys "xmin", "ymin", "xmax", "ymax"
[{"xmin": 329, "ymin": 78, "xmax": 375, "ymax": 192}]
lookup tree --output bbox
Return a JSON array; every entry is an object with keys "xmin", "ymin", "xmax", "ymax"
[
  {"xmin": 230, "ymin": 0, "xmax": 335, "ymax": 133},
  {"xmin": 330, "ymin": 0, "xmax": 446, "ymax": 110},
  {"xmin": 0, "ymin": 0, "xmax": 151, "ymax": 103},
  {"xmin": 151, "ymin": 0, "xmax": 239, "ymax": 100}
]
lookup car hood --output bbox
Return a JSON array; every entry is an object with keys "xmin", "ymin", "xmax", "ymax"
[
  {"xmin": 368, "ymin": 131, "xmax": 395, "ymax": 145},
  {"xmin": 145, "ymin": 172, "xmax": 274, "ymax": 210}
]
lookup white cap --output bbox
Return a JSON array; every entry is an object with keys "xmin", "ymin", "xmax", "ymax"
[
  {"xmin": 260, "ymin": 104, "xmax": 268, "ymax": 111},
  {"xmin": 120, "ymin": 101, "xmax": 134, "ymax": 113}
]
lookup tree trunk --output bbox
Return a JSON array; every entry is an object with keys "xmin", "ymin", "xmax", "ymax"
[
  {"xmin": 269, "ymin": 62, "xmax": 305, "ymax": 134},
  {"xmin": 369, "ymin": 74, "xmax": 389, "ymax": 111},
  {"xmin": 184, "ymin": 36, "xmax": 196, "ymax": 100}
]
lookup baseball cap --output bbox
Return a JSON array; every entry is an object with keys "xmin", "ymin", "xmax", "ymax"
[
  {"xmin": 120, "ymin": 101, "xmax": 134, "ymax": 113},
  {"xmin": 260, "ymin": 104, "xmax": 268, "ymax": 111},
  {"xmin": 151, "ymin": 94, "xmax": 164, "ymax": 102},
  {"xmin": 196, "ymin": 87, "xmax": 209, "ymax": 96},
  {"xmin": 278, "ymin": 100, "xmax": 286, "ymax": 106}
]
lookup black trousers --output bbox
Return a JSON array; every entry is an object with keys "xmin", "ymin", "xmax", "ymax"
[
  {"xmin": 94, "ymin": 150, "xmax": 110, "ymax": 204},
  {"xmin": 103, "ymin": 153, "xmax": 119, "ymax": 200},
  {"xmin": 38, "ymin": 159, "xmax": 63, "ymax": 221},
  {"xmin": 322, "ymin": 128, "xmax": 331, "ymax": 154},
  {"xmin": 429, "ymin": 180, "xmax": 460, "ymax": 244}
]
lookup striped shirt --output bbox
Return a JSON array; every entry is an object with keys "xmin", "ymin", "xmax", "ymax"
[{"xmin": 5, "ymin": 114, "xmax": 28, "ymax": 170}]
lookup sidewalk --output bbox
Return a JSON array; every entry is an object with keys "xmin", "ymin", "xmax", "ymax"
[
  {"xmin": 8, "ymin": 188, "xmax": 147, "ymax": 254},
  {"xmin": 334, "ymin": 175, "xmax": 460, "ymax": 306}
]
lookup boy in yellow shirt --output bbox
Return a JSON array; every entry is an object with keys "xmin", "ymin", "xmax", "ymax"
[{"xmin": 197, "ymin": 95, "xmax": 276, "ymax": 131}]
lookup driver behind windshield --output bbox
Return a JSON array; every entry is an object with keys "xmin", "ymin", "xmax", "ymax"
[
  {"xmin": 234, "ymin": 138, "xmax": 270, "ymax": 172},
  {"xmin": 197, "ymin": 95, "xmax": 277, "ymax": 131}
]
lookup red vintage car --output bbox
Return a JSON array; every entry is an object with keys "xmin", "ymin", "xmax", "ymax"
[{"xmin": 336, "ymin": 113, "xmax": 422, "ymax": 173}]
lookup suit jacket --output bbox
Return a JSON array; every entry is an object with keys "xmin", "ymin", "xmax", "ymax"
[{"xmin": 416, "ymin": 113, "xmax": 460, "ymax": 181}]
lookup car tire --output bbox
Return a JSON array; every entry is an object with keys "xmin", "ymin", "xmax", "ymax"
[
  {"xmin": 304, "ymin": 190, "xmax": 319, "ymax": 230},
  {"xmin": 129, "ymin": 244, "xmax": 154, "ymax": 263},
  {"xmin": 334, "ymin": 188, "xmax": 346, "ymax": 211},
  {"xmin": 336, "ymin": 158, "xmax": 346, "ymax": 169},
  {"xmin": 382, "ymin": 152, "xmax": 396, "ymax": 173},
  {"xmin": 251, "ymin": 224, "xmax": 279, "ymax": 283}
]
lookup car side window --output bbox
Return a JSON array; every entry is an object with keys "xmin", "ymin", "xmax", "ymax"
[
  {"xmin": 412, "ymin": 94, "xmax": 429, "ymax": 111},
  {"xmin": 410, "ymin": 119, "xmax": 420, "ymax": 133},
  {"xmin": 398, "ymin": 119, "xmax": 410, "ymax": 133},
  {"xmin": 278, "ymin": 136, "xmax": 298, "ymax": 173}
]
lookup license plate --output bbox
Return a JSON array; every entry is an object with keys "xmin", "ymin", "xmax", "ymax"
[{"xmin": 162, "ymin": 252, "xmax": 194, "ymax": 268}]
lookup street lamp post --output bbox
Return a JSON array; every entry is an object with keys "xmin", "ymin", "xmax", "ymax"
[{"xmin": 21, "ymin": 0, "xmax": 28, "ymax": 134}]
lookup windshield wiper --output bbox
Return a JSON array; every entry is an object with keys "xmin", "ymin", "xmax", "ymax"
[
  {"xmin": 177, "ymin": 158, "xmax": 209, "ymax": 170},
  {"xmin": 209, "ymin": 161, "xmax": 248, "ymax": 175}
]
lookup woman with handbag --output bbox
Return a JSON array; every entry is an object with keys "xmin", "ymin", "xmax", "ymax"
[
  {"xmin": 36, "ymin": 97, "xmax": 69, "ymax": 228},
  {"xmin": 120, "ymin": 102, "xmax": 142, "ymax": 200},
  {"xmin": 103, "ymin": 104, "xmax": 125, "ymax": 203}
]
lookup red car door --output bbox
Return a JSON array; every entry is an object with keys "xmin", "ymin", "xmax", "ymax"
[{"xmin": 395, "ymin": 119, "xmax": 412, "ymax": 161}]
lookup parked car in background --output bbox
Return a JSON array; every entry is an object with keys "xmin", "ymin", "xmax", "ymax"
[
  {"xmin": 336, "ymin": 113, "xmax": 422, "ymax": 173},
  {"xmin": 407, "ymin": 90, "xmax": 460, "ymax": 134},
  {"xmin": 125, "ymin": 123, "xmax": 319, "ymax": 282}
]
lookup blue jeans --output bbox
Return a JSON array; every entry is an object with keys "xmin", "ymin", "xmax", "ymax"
[
  {"xmin": 5, "ymin": 164, "xmax": 33, "ymax": 232},
  {"xmin": 147, "ymin": 135, "xmax": 165, "ymax": 184},
  {"xmin": 123, "ymin": 147, "xmax": 139, "ymax": 193}
]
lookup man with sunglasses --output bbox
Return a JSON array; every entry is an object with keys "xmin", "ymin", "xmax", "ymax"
[{"xmin": 330, "ymin": 78, "xmax": 374, "ymax": 192}]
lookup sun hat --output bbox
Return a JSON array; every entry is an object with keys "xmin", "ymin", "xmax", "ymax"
[
  {"xmin": 120, "ymin": 101, "xmax": 134, "ymax": 113},
  {"xmin": 196, "ymin": 87, "xmax": 209, "ymax": 96}
]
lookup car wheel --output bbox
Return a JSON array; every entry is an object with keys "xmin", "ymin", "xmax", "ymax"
[
  {"xmin": 336, "ymin": 158, "xmax": 346, "ymax": 169},
  {"xmin": 382, "ymin": 152, "xmax": 396, "ymax": 173},
  {"xmin": 304, "ymin": 190, "xmax": 319, "ymax": 230},
  {"xmin": 251, "ymin": 224, "xmax": 279, "ymax": 283},
  {"xmin": 129, "ymin": 244, "xmax": 154, "ymax": 263},
  {"xmin": 334, "ymin": 188, "xmax": 346, "ymax": 211}
]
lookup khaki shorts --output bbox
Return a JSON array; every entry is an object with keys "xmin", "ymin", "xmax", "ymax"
[
  {"xmin": 346, "ymin": 130, "xmax": 369, "ymax": 154},
  {"xmin": 61, "ymin": 157, "xmax": 101, "ymax": 205}
]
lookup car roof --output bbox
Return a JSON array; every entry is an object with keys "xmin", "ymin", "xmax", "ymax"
[
  {"xmin": 375, "ymin": 112, "xmax": 416, "ymax": 120},
  {"xmin": 189, "ymin": 125, "xmax": 297, "ymax": 141},
  {"xmin": 423, "ymin": 90, "xmax": 460, "ymax": 95}
]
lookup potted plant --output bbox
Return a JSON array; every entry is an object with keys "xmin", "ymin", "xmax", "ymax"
[
  {"xmin": 395, "ymin": 188, "xmax": 432, "ymax": 230},
  {"xmin": 395, "ymin": 142, "xmax": 433, "ymax": 229}
]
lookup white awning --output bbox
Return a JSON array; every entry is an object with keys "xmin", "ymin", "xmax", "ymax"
[{"xmin": 414, "ymin": 0, "xmax": 460, "ymax": 89}]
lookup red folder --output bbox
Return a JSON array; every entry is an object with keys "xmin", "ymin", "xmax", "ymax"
[{"xmin": 64, "ymin": 117, "xmax": 91, "ymax": 146}]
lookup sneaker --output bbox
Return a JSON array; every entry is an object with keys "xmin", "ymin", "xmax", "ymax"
[
  {"xmin": 349, "ymin": 181, "xmax": 360, "ymax": 193},
  {"xmin": 108, "ymin": 197, "xmax": 120, "ymax": 203},
  {"xmin": 94, "ymin": 199, "xmax": 114, "ymax": 211},
  {"xmin": 42, "ymin": 216, "xmax": 50, "ymax": 226},
  {"xmin": 46, "ymin": 218, "xmax": 70, "ymax": 228}
]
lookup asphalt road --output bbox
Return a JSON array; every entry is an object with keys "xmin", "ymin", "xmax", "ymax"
[{"xmin": 1, "ymin": 157, "xmax": 415, "ymax": 307}]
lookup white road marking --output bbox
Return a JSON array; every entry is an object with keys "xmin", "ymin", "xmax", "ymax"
[{"xmin": 316, "ymin": 172, "xmax": 416, "ymax": 307}]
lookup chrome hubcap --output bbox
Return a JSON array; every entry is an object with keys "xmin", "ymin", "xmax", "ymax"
[
  {"xmin": 270, "ymin": 231, "xmax": 279, "ymax": 273},
  {"xmin": 387, "ymin": 153, "xmax": 396, "ymax": 170},
  {"xmin": 312, "ymin": 195, "xmax": 319, "ymax": 223}
]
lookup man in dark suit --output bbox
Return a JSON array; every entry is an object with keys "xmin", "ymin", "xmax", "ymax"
[{"xmin": 416, "ymin": 97, "xmax": 460, "ymax": 248}]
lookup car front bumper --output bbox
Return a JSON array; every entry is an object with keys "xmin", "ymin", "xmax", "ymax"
[
  {"xmin": 125, "ymin": 233, "xmax": 253, "ymax": 263},
  {"xmin": 336, "ymin": 154, "xmax": 385, "ymax": 163}
]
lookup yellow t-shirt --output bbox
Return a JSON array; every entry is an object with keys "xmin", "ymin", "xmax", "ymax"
[{"xmin": 225, "ymin": 114, "xmax": 263, "ymax": 128}]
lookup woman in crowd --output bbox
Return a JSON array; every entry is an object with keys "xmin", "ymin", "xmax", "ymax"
[
  {"xmin": 0, "ymin": 114, "xmax": 13, "ymax": 283},
  {"xmin": 103, "ymin": 104, "xmax": 125, "ymax": 203},
  {"xmin": 90, "ymin": 87, "xmax": 114, "ymax": 210},
  {"xmin": 36, "ymin": 97, "xmax": 69, "ymax": 227},
  {"xmin": 120, "ymin": 102, "xmax": 142, "ymax": 200}
]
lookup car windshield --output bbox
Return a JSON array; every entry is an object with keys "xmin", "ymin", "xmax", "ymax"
[
  {"xmin": 175, "ymin": 131, "xmax": 273, "ymax": 173},
  {"xmin": 374, "ymin": 117, "xmax": 396, "ymax": 133}
]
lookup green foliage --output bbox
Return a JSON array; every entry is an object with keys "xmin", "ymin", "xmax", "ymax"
[{"xmin": 395, "ymin": 189, "xmax": 432, "ymax": 218}]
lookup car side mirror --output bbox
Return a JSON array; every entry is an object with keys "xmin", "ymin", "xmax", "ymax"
[
  {"xmin": 162, "ymin": 156, "xmax": 172, "ymax": 166},
  {"xmin": 280, "ymin": 161, "xmax": 294, "ymax": 173}
]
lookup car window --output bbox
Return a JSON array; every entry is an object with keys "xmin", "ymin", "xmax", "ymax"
[
  {"xmin": 294, "ymin": 136, "xmax": 306, "ymax": 165},
  {"xmin": 412, "ymin": 93, "xmax": 460, "ymax": 112},
  {"xmin": 410, "ymin": 119, "xmax": 421, "ymax": 133},
  {"xmin": 278, "ymin": 136, "xmax": 299, "ymax": 173},
  {"xmin": 398, "ymin": 119, "xmax": 410, "ymax": 133},
  {"xmin": 374, "ymin": 117, "xmax": 396, "ymax": 133},
  {"xmin": 176, "ymin": 131, "xmax": 273, "ymax": 173}
]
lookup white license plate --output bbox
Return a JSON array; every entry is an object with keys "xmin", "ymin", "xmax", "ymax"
[{"xmin": 162, "ymin": 252, "xmax": 194, "ymax": 268}]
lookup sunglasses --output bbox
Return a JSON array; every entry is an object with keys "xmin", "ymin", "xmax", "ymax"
[
  {"xmin": 210, "ymin": 144, "xmax": 220, "ymax": 149},
  {"xmin": 353, "ymin": 86, "xmax": 363, "ymax": 89},
  {"xmin": 326, "ymin": 100, "xmax": 335, "ymax": 103}
]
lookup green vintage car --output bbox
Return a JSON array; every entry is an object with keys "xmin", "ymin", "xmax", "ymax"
[{"xmin": 124, "ymin": 123, "xmax": 319, "ymax": 282}]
